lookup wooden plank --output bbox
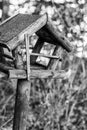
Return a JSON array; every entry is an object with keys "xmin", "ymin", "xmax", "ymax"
[
  {"xmin": 29, "ymin": 69, "xmax": 66, "ymax": 79},
  {"xmin": 31, "ymin": 52, "xmax": 61, "ymax": 59},
  {"xmin": 0, "ymin": 68, "xmax": 69, "ymax": 79},
  {"xmin": 9, "ymin": 69, "xmax": 26, "ymax": 79},
  {"xmin": 12, "ymin": 45, "xmax": 27, "ymax": 130},
  {"xmin": 9, "ymin": 69, "xmax": 66, "ymax": 79},
  {"xmin": 0, "ymin": 12, "xmax": 18, "ymax": 26},
  {"xmin": 0, "ymin": 13, "xmax": 44, "ymax": 40},
  {"xmin": 5, "ymin": 14, "xmax": 47, "ymax": 50},
  {"xmin": 0, "ymin": 62, "xmax": 45, "ymax": 72},
  {"xmin": 25, "ymin": 34, "xmax": 30, "ymax": 80}
]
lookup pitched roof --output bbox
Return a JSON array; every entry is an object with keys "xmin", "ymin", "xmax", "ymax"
[{"xmin": 0, "ymin": 13, "xmax": 73, "ymax": 52}]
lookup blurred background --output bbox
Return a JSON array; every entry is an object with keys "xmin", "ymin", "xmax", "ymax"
[
  {"xmin": 0, "ymin": 0, "xmax": 87, "ymax": 58},
  {"xmin": 0, "ymin": 0, "xmax": 87, "ymax": 130}
]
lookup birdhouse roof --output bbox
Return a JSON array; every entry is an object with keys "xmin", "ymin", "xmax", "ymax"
[{"xmin": 0, "ymin": 13, "xmax": 73, "ymax": 52}]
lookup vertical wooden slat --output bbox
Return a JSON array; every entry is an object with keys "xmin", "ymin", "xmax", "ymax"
[{"xmin": 25, "ymin": 34, "xmax": 30, "ymax": 81}]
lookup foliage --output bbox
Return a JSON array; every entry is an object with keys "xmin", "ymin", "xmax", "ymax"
[
  {"xmin": 3, "ymin": 0, "xmax": 87, "ymax": 57},
  {"xmin": 1, "ymin": 55, "xmax": 87, "ymax": 130},
  {"xmin": 0, "ymin": 0, "xmax": 87, "ymax": 130}
]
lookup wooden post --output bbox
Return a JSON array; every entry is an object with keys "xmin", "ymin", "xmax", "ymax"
[
  {"xmin": 13, "ymin": 79, "xmax": 30, "ymax": 130},
  {"xmin": 13, "ymin": 42, "xmax": 31, "ymax": 130}
]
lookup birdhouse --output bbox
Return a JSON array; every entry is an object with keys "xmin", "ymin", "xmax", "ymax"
[
  {"xmin": 0, "ymin": 13, "xmax": 73, "ymax": 79},
  {"xmin": 0, "ymin": 13, "xmax": 73, "ymax": 130}
]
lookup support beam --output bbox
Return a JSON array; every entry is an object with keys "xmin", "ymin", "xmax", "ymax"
[
  {"xmin": 13, "ymin": 79, "xmax": 30, "ymax": 130},
  {"xmin": 0, "ymin": 62, "xmax": 45, "ymax": 73},
  {"xmin": 31, "ymin": 52, "xmax": 61, "ymax": 59},
  {"xmin": 12, "ymin": 45, "xmax": 31, "ymax": 130},
  {"xmin": 25, "ymin": 34, "xmax": 30, "ymax": 80},
  {"xmin": 9, "ymin": 69, "xmax": 66, "ymax": 79}
]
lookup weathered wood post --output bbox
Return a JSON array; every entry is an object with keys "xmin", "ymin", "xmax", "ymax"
[{"xmin": 13, "ymin": 34, "xmax": 30, "ymax": 130}]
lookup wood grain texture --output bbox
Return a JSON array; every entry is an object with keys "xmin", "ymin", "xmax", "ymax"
[
  {"xmin": 0, "ymin": 13, "xmax": 47, "ymax": 50},
  {"xmin": 0, "ymin": 14, "xmax": 40, "ymax": 42},
  {"xmin": 0, "ymin": 13, "xmax": 73, "ymax": 52},
  {"xmin": 37, "ymin": 19, "xmax": 73, "ymax": 52},
  {"xmin": 12, "ymin": 46, "xmax": 28, "ymax": 130},
  {"xmin": 13, "ymin": 79, "xmax": 30, "ymax": 130},
  {"xmin": 31, "ymin": 52, "xmax": 61, "ymax": 59},
  {"xmin": 9, "ymin": 69, "xmax": 66, "ymax": 79}
]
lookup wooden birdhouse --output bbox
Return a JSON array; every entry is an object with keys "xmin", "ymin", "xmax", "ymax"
[{"xmin": 0, "ymin": 13, "xmax": 73, "ymax": 130}]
